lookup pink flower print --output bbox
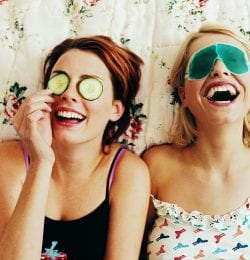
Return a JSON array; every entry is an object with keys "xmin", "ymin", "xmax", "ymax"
[
  {"xmin": 194, "ymin": 0, "xmax": 208, "ymax": 8},
  {"xmin": 4, "ymin": 93, "xmax": 21, "ymax": 120},
  {"xmin": 199, "ymin": 0, "xmax": 208, "ymax": 7},
  {"xmin": 125, "ymin": 117, "xmax": 143, "ymax": 141},
  {"xmin": 0, "ymin": 0, "xmax": 7, "ymax": 5},
  {"xmin": 119, "ymin": 102, "xmax": 146, "ymax": 147},
  {"xmin": 82, "ymin": 0, "xmax": 100, "ymax": 7}
]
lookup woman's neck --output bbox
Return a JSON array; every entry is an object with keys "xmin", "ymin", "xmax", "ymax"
[
  {"xmin": 192, "ymin": 122, "xmax": 249, "ymax": 173},
  {"xmin": 51, "ymin": 141, "xmax": 105, "ymax": 181}
]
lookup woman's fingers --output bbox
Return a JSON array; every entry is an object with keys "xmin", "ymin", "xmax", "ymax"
[
  {"xmin": 12, "ymin": 90, "xmax": 54, "ymax": 132},
  {"xmin": 10, "ymin": 90, "xmax": 55, "ymax": 162}
]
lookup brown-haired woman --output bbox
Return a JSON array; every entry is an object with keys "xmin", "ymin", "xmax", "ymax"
[{"xmin": 0, "ymin": 35, "xmax": 150, "ymax": 260}]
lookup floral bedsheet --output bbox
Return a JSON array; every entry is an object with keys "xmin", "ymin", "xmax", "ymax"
[{"xmin": 0, "ymin": 0, "xmax": 249, "ymax": 154}]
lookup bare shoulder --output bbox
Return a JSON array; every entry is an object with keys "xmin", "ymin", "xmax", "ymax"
[
  {"xmin": 141, "ymin": 144, "xmax": 183, "ymax": 193},
  {"xmin": 116, "ymin": 148, "xmax": 150, "ymax": 182},
  {"xmin": 0, "ymin": 139, "xmax": 23, "ymax": 156},
  {"xmin": 0, "ymin": 140, "xmax": 27, "ymax": 222},
  {"xmin": 0, "ymin": 139, "xmax": 26, "ymax": 183},
  {"xmin": 110, "ymin": 147, "xmax": 150, "ymax": 197},
  {"xmin": 142, "ymin": 143, "xmax": 181, "ymax": 170}
]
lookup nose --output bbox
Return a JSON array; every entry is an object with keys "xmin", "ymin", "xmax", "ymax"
[
  {"xmin": 209, "ymin": 59, "xmax": 231, "ymax": 78},
  {"xmin": 60, "ymin": 82, "xmax": 80, "ymax": 103}
]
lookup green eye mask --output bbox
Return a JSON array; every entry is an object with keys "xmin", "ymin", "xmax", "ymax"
[
  {"xmin": 185, "ymin": 43, "xmax": 250, "ymax": 80},
  {"xmin": 47, "ymin": 73, "xmax": 103, "ymax": 101}
]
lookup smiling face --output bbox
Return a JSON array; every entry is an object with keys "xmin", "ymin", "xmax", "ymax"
[
  {"xmin": 50, "ymin": 49, "xmax": 124, "ymax": 145},
  {"xmin": 180, "ymin": 33, "xmax": 250, "ymax": 128}
]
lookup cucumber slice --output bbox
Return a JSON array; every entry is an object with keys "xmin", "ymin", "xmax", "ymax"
[
  {"xmin": 47, "ymin": 73, "xmax": 69, "ymax": 95},
  {"xmin": 79, "ymin": 77, "xmax": 103, "ymax": 101}
]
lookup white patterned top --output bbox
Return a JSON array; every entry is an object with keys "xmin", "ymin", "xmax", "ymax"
[{"xmin": 147, "ymin": 195, "xmax": 250, "ymax": 259}]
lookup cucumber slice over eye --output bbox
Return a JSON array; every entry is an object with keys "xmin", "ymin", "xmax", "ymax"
[
  {"xmin": 79, "ymin": 77, "xmax": 103, "ymax": 101},
  {"xmin": 47, "ymin": 73, "xmax": 69, "ymax": 95}
]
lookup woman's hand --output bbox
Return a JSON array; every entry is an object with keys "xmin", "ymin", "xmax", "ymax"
[{"xmin": 12, "ymin": 90, "xmax": 55, "ymax": 164}]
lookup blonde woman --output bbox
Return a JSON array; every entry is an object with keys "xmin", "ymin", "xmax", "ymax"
[{"xmin": 142, "ymin": 24, "xmax": 250, "ymax": 259}]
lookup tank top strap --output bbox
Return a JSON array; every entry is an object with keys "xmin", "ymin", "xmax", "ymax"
[
  {"xmin": 19, "ymin": 141, "xmax": 30, "ymax": 170},
  {"xmin": 19, "ymin": 140, "xmax": 126, "ymax": 194},
  {"xmin": 107, "ymin": 147, "xmax": 127, "ymax": 193}
]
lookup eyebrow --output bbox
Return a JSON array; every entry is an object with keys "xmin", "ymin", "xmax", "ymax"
[
  {"xmin": 51, "ymin": 70, "xmax": 68, "ymax": 76},
  {"xmin": 79, "ymin": 74, "xmax": 103, "ymax": 82}
]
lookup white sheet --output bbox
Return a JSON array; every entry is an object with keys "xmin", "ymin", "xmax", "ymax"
[{"xmin": 0, "ymin": 0, "xmax": 249, "ymax": 154}]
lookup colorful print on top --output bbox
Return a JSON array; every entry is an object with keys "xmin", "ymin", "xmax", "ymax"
[
  {"xmin": 147, "ymin": 196, "xmax": 250, "ymax": 259},
  {"xmin": 41, "ymin": 241, "xmax": 67, "ymax": 260}
]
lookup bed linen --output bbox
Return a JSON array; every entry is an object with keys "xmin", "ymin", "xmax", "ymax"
[{"xmin": 0, "ymin": 0, "xmax": 249, "ymax": 154}]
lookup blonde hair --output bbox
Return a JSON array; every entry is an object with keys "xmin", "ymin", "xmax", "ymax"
[{"xmin": 170, "ymin": 23, "xmax": 250, "ymax": 147}]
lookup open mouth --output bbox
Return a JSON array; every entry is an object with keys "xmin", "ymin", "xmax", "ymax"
[
  {"xmin": 55, "ymin": 110, "xmax": 86, "ymax": 122},
  {"xmin": 206, "ymin": 85, "xmax": 239, "ymax": 103}
]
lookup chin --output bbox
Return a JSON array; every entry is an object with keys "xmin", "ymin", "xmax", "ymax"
[
  {"xmin": 211, "ymin": 117, "xmax": 242, "ymax": 125},
  {"xmin": 52, "ymin": 132, "xmax": 76, "ymax": 144}
]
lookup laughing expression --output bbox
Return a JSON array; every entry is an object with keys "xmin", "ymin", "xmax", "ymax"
[
  {"xmin": 49, "ymin": 49, "xmax": 122, "ymax": 144},
  {"xmin": 182, "ymin": 34, "xmax": 250, "ymax": 126}
]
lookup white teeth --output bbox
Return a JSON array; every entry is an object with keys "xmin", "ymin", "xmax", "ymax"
[
  {"xmin": 57, "ymin": 111, "xmax": 84, "ymax": 120},
  {"xmin": 207, "ymin": 85, "xmax": 237, "ymax": 99}
]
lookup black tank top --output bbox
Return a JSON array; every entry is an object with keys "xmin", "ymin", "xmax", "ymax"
[{"xmin": 20, "ymin": 143, "xmax": 126, "ymax": 260}]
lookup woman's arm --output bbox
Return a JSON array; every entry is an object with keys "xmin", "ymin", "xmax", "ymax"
[
  {"xmin": 0, "ymin": 157, "xmax": 53, "ymax": 259},
  {"xmin": 105, "ymin": 151, "xmax": 150, "ymax": 260},
  {"xmin": 0, "ymin": 90, "xmax": 55, "ymax": 259}
]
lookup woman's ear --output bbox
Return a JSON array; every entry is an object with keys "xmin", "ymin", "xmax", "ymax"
[
  {"xmin": 110, "ymin": 100, "xmax": 125, "ymax": 122},
  {"xmin": 178, "ymin": 86, "xmax": 185, "ymax": 103}
]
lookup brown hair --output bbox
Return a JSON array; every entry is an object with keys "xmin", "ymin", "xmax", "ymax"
[{"xmin": 43, "ymin": 35, "xmax": 143, "ymax": 149}]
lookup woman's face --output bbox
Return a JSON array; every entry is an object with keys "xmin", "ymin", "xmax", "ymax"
[
  {"xmin": 49, "ymin": 49, "xmax": 124, "ymax": 145},
  {"xmin": 180, "ymin": 33, "xmax": 250, "ymax": 128}
]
